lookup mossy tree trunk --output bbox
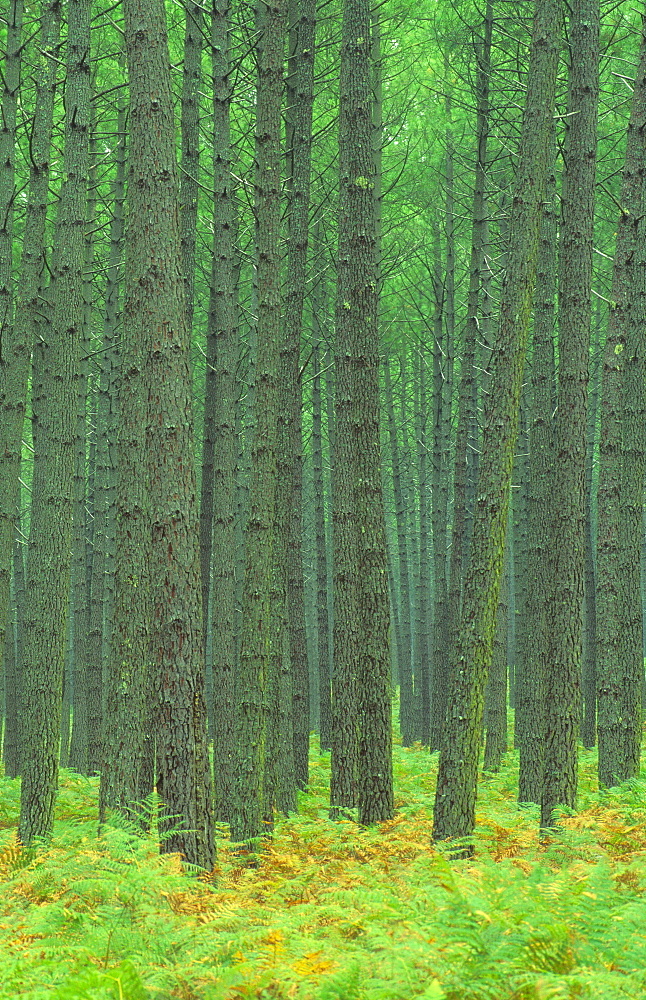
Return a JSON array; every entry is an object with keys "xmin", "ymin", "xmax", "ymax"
[
  {"xmin": 19, "ymin": 0, "xmax": 92, "ymax": 845},
  {"xmin": 179, "ymin": 0, "xmax": 202, "ymax": 342},
  {"xmin": 331, "ymin": 0, "xmax": 393, "ymax": 826},
  {"xmin": 596, "ymin": 17, "xmax": 646, "ymax": 788},
  {"xmin": 208, "ymin": 0, "xmax": 241, "ymax": 824},
  {"xmin": 119, "ymin": 0, "xmax": 215, "ymax": 869},
  {"xmin": 517, "ymin": 150, "xmax": 557, "ymax": 805},
  {"xmin": 312, "ymin": 298, "xmax": 333, "ymax": 752},
  {"xmin": 230, "ymin": 0, "xmax": 286, "ymax": 845},
  {"xmin": 281, "ymin": 0, "xmax": 316, "ymax": 791},
  {"xmin": 0, "ymin": 0, "xmax": 24, "ymax": 677},
  {"xmin": 541, "ymin": 0, "xmax": 599, "ymax": 830},
  {"xmin": 432, "ymin": 0, "xmax": 560, "ymax": 850},
  {"xmin": 1, "ymin": 0, "xmax": 60, "ymax": 783},
  {"xmin": 88, "ymin": 102, "xmax": 124, "ymax": 779}
]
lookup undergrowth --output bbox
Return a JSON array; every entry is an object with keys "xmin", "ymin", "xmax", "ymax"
[{"xmin": 1, "ymin": 740, "xmax": 646, "ymax": 999}]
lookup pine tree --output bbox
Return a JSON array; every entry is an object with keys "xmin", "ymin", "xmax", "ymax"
[
  {"xmin": 331, "ymin": 0, "xmax": 393, "ymax": 826},
  {"xmin": 230, "ymin": 0, "xmax": 287, "ymax": 845},
  {"xmin": 596, "ymin": 15, "xmax": 646, "ymax": 788},
  {"xmin": 19, "ymin": 0, "xmax": 92, "ymax": 844},
  {"xmin": 121, "ymin": 0, "xmax": 214, "ymax": 868},
  {"xmin": 432, "ymin": 0, "xmax": 561, "ymax": 850},
  {"xmin": 542, "ymin": 0, "xmax": 599, "ymax": 830}
]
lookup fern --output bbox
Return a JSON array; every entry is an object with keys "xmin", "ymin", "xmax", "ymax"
[
  {"xmin": 51, "ymin": 960, "xmax": 147, "ymax": 1000},
  {"xmin": 3, "ymin": 739, "xmax": 646, "ymax": 1000}
]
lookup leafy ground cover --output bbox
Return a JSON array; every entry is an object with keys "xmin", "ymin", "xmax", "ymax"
[{"xmin": 1, "ymin": 739, "xmax": 646, "ymax": 1000}]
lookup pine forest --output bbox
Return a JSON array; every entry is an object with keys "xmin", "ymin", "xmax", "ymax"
[{"xmin": 2, "ymin": 0, "xmax": 646, "ymax": 996}]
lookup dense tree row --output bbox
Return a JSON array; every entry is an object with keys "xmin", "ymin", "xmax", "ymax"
[{"xmin": 1, "ymin": 0, "xmax": 645, "ymax": 868}]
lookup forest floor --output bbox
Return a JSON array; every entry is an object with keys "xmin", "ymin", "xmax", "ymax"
[{"xmin": 1, "ymin": 737, "xmax": 646, "ymax": 1000}]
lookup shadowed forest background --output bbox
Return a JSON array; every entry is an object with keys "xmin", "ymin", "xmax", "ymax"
[{"xmin": 1, "ymin": 0, "xmax": 646, "ymax": 995}]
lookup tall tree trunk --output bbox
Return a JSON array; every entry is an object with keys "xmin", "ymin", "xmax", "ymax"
[
  {"xmin": 179, "ymin": 0, "xmax": 203, "ymax": 339},
  {"xmin": 281, "ymin": 0, "xmax": 316, "ymax": 791},
  {"xmin": 445, "ymin": 4, "xmax": 492, "ymax": 742},
  {"xmin": 68, "ymin": 110, "xmax": 97, "ymax": 775},
  {"xmin": 99, "ymin": 104, "xmax": 151, "ymax": 827},
  {"xmin": 121, "ymin": 0, "xmax": 214, "ymax": 869},
  {"xmin": 399, "ymin": 351, "xmax": 419, "ymax": 735},
  {"xmin": 0, "ymin": 1, "xmax": 59, "ymax": 786},
  {"xmin": 541, "ymin": 0, "xmax": 599, "ymax": 830},
  {"xmin": 429, "ymin": 222, "xmax": 450, "ymax": 753},
  {"xmin": 582, "ymin": 312, "xmax": 601, "ymax": 749},
  {"xmin": 617, "ymin": 228, "xmax": 646, "ymax": 779},
  {"xmin": 331, "ymin": 0, "xmax": 393, "ymax": 826},
  {"xmin": 517, "ymin": 152, "xmax": 557, "ymax": 804},
  {"xmin": 432, "ymin": 0, "xmax": 560, "ymax": 850},
  {"xmin": 384, "ymin": 359, "xmax": 414, "ymax": 745},
  {"xmin": 209, "ymin": 0, "xmax": 241, "ymax": 824},
  {"xmin": 415, "ymin": 345, "xmax": 432, "ymax": 745},
  {"xmin": 3, "ymin": 528, "xmax": 22, "ymax": 777},
  {"xmin": 88, "ymin": 102, "xmax": 125, "ymax": 778},
  {"xmin": 483, "ymin": 519, "xmax": 509, "ymax": 774},
  {"xmin": 312, "ymin": 315, "xmax": 332, "ymax": 751},
  {"xmin": 596, "ymin": 19, "xmax": 646, "ymax": 787},
  {"xmin": 19, "ymin": 0, "xmax": 92, "ymax": 845},
  {"xmin": 230, "ymin": 0, "xmax": 286, "ymax": 845},
  {"xmin": 511, "ymin": 398, "xmax": 529, "ymax": 724},
  {"xmin": 0, "ymin": 0, "xmax": 24, "ymax": 671}
]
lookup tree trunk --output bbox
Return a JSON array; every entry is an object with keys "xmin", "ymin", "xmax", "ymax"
[
  {"xmin": 0, "ymin": 0, "xmax": 24, "ymax": 674},
  {"xmin": 541, "ymin": 0, "xmax": 599, "ymax": 830},
  {"xmin": 331, "ymin": 0, "xmax": 393, "ymax": 826},
  {"xmin": 282, "ymin": 0, "xmax": 316, "ymax": 791},
  {"xmin": 88, "ymin": 102, "xmax": 125, "ymax": 779},
  {"xmin": 120, "ymin": 0, "xmax": 215, "ymax": 869},
  {"xmin": 445, "ymin": 4, "xmax": 492, "ymax": 754},
  {"xmin": 384, "ymin": 359, "xmax": 414, "ymax": 745},
  {"xmin": 517, "ymin": 150, "xmax": 557, "ymax": 804},
  {"xmin": 415, "ymin": 345, "xmax": 432, "ymax": 746},
  {"xmin": 596, "ymin": 17, "xmax": 646, "ymax": 786},
  {"xmin": 0, "ymin": 0, "xmax": 59, "ymax": 786},
  {"xmin": 483, "ymin": 522, "xmax": 509, "ymax": 774},
  {"xmin": 429, "ymin": 223, "xmax": 450, "ymax": 754},
  {"xmin": 432, "ymin": 0, "xmax": 560, "ymax": 850},
  {"xmin": 230, "ymin": 0, "xmax": 286, "ymax": 845},
  {"xmin": 68, "ymin": 111, "xmax": 97, "ymax": 775},
  {"xmin": 179, "ymin": 0, "xmax": 202, "ymax": 339},
  {"xmin": 312, "ymin": 300, "xmax": 332, "ymax": 751},
  {"xmin": 208, "ymin": 0, "xmax": 241, "ymax": 824},
  {"xmin": 581, "ymin": 311, "xmax": 601, "ymax": 749},
  {"xmin": 3, "ymin": 528, "xmax": 22, "ymax": 777},
  {"xmin": 100, "ymin": 94, "xmax": 150, "ymax": 829},
  {"xmin": 19, "ymin": 0, "xmax": 92, "ymax": 845}
]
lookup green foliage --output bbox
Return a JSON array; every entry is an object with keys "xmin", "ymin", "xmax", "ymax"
[
  {"xmin": 51, "ymin": 960, "xmax": 146, "ymax": 1000},
  {"xmin": 2, "ymin": 742, "xmax": 646, "ymax": 998}
]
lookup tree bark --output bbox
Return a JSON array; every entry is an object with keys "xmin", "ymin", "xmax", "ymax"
[
  {"xmin": 331, "ymin": 0, "xmax": 393, "ymax": 825},
  {"xmin": 230, "ymin": 0, "xmax": 287, "ymax": 845},
  {"xmin": 541, "ymin": 0, "xmax": 599, "ymax": 830},
  {"xmin": 432, "ymin": 0, "xmax": 560, "ymax": 850},
  {"xmin": 281, "ymin": 0, "xmax": 316, "ymax": 791},
  {"xmin": 19, "ymin": 0, "xmax": 92, "ymax": 845},
  {"xmin": 596, "ymin": 17, "xmax": 646, "ymax": 787},
  {"xmin": 517, "ymin": 150, "xmax": 557, "ymax": 804},
  {"xmin": 208, "ymin": 0, "xmax": 241, "ymax": 824},
  {"xmin": 117, "ymin": 0, "xmax": 215, "ymax": 868},
  {"xmin": 311, "ymin": 284, "xmax": 332, "ymax": 751},
  {"xmin": 179, "ymin": 0, "xmax": 203, "ymax": 339},
  {"xmin": 0, "ymin": 0, "xmax": 24, "ymax": 675},
  {"xmin": 384, "ymin": 359, "xmax": 414, "ymax": 745}
]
